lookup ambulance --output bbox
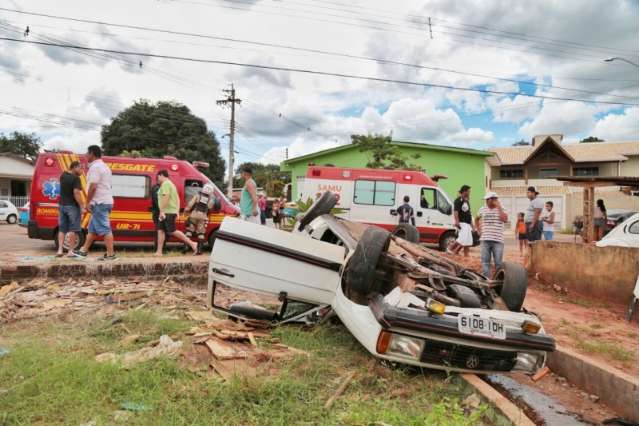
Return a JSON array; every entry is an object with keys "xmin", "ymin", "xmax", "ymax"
[
  {"xmin": 300, "ymin": 166, "xmax": 456, "ymax": 249},
  {"xmin": 28, "ymin": 152, "xmax": 239, "ymax": 250}
]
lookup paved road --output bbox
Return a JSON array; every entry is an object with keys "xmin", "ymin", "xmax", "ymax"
[{"xmin": 0, "ymin": 223, "xmax": 52, "ymax": 255}]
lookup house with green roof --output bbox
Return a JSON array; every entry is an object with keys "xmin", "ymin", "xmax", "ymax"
[{"xmin": 281, "ymin": 141, "xmax": 492, "ymax": 212}]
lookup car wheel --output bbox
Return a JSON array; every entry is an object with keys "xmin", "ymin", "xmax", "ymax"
[
  {"xmin": 447, "ymin": 284, "xmax": 482, "ymax": 308},
  {"xmin": 439, "ymin": 230, "xmax": 456, "ymax": 251},
  {"xmin": 297, "ymin": 191, "xmax": 338, "ymax": 231},
  {"xmin": 494, "ymin": 262, "xmax": 528, "ymax": 312},
  {"xmin": 345, "ymin": 226, "xmax": 391, "ymax": 297},
  {"xmin": 392, "ymin": 223, "xmax": 420, "ymax": 243},
  {"xmin": 6, "ymin": 214, "xmax": 17, "ymax": 224}
]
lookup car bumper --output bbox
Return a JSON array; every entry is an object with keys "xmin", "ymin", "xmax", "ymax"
[{"xmin": 28, "ymin": 221, "xmax": 55, "ymax": 239}]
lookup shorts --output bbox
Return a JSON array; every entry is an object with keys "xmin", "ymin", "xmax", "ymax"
[
  {"xmin": 594, "ymin": 218, "xmax": 606, "ymax": 229},
  {"xmin": 241, "ymin": 213, "xmax": 261, "ymax": 224},
  {"xmin": 518, "ymin": 233, "xmax": 527, "ymax": 241},
  {"xmin": 87, "ymin": 203, "xmax": 112, "ymax": 236},
  {"xmin": 543, "ymin": 230, "xmax": 554, "ymax": 240},
  {"xmin": 156, "ymin": 213, "xmax": 177, "ymax": 234},
  {"xmin": 526, "ymin": 222, "xmax": 542, "ymax": 242},
  {"xmin": 58, "ymin": 205, "xmax": 81, "ymax": 233}
]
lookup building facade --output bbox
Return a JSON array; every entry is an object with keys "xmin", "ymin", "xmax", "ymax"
[
  {"xmin": 0, "ymin": 154, "xmax": 34, "ymax": 207},
  {"xmin": 488, "ymin": 135, "xmax": 639, "ymax": 230},
  {"xmin": 281, "ymin": 141, "xmax": 491, "ymax": 213}
]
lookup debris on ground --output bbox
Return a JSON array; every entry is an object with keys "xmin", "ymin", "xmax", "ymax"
[
  {"xmin": 531, "ymin": 366, "xmax": 551, "ymax": 382},
  {"xmin": 0, "ymin": 347, "xmax": 9, "ymax": 357},
  {"xmin": 119, "ymin": 401, "xmax": 152, "ymax": 412},
  {"xmin": 461, "ymin": 392, "xmax": 482, "ymax": 410},
  {"xmin": 324, "ymin": 371, "xmax": 357, "ymax": 409},
  {"xmin": 96, "ymin": 335, "xmax": 183, "ymax": 367}
]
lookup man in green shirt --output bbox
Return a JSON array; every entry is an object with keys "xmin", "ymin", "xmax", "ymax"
[
  {"xmin": 155, "ymin": 170, "xmax": 198, "ymax": 256},
  {"xmin": 239, "ymin": 166, "xmax": 260, "ymax": 224}
]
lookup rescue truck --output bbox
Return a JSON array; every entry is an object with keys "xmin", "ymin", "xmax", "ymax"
[
  {"xmin": 28, "ymin": 152, "xmax": 238, "ymax": 249},
  {"xmin": 300, "ymin": 166, "xmax": 456, "ymax": 249}
]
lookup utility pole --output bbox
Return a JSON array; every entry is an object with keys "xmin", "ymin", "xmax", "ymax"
[{"xmin": 216, "ymin": 84, "xmax": 241, "ymax": 198}]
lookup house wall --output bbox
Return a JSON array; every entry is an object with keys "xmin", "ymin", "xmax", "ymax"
[
  {"xmin": 620, "ymin": 155, "xmax": 639, "ymax": 175},
  {"xmin": 564, "ymin": 187, "xmax": 639, "ymax": 227},
  {"xmin": 283, "ymin": 146, "xmax": 488, "ymax": 214},
  {"xmin": 0, "ymin": 156, "xmax": 34, "ymax": 179}
]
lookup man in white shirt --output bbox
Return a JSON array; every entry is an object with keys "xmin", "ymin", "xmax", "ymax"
[{"xmin": 72, "ymin": 145, "xmax": 117, "ymax": 261}]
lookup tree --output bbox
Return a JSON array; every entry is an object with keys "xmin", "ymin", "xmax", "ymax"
[
  {"xmin": 101, "ymin": 100, "xmax": 226, "ymax": 187},
  {"xmin": 233, "ymin": 162, "xmax": 291, "ymax": 197},
  {"xmin": 351, "ymin": 134, "xmax": 421, "ymax": 169},
  {"xmin": 0, "ymin": 131, "xmax": 42, "ymax": 161},
  {"xmin": 580, "ymin": 136, "xmax": 604, "ymax": 143},
  {"xmin": 512, "ymin": 139, "xmax": 530, "ymax": 146}
]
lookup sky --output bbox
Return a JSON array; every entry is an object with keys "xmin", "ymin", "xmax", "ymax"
[{"xmin": 1, "ymin": 0, "xmax": 639, "ymax": 167}]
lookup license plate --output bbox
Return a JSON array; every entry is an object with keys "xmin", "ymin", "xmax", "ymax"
[{"xmin": 458, "ymin": 314, "xmax": 506, "ymax": 340}]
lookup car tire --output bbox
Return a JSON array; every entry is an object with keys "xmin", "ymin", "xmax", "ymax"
[
  {"xmin": 6, "ymin": 214, "xmax": 17, "ymax": 224},
  {"xmin": 345, "ymin": 226, "xmax": 391, "ymax": 297},
  {"xmin": 297, "ymin": 191, "xmax": 338, "ymax": 231},
  {"xmin": 439, "ymin": 230, "xmax": 456, "ymax": 251},
  {"xmin": 494, "ymin": 262, "xmax": 528, "ymax": 312},
  {"xmin": 392, "ymin": 223, "xmax": 420, "ymax": 243},
  {"xmin": 447, "ymin": 284, "xmax": 482, "ymax": 308}
]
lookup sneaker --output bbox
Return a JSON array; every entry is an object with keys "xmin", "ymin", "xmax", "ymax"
[
  {"xmin": 97, "ymin": 253, "xmax": 119, "ymax": 262},
  {"xmin": 70, "ymin": 249, "xmax": 88, "ymax": 258}
]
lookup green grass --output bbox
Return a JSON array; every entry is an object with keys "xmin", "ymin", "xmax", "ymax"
[
  {"xmin": 566, "ymin": 327, "xmax": 635, "ymax": 363},
  {"xmin": 0, "ymin": 311, "xmax": 504, "ymax": 425}
]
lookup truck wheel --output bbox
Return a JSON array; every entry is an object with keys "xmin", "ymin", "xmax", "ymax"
[
  {"xmin": 297, "ymin": 191, "xmax": 338, "ymax": 231},
  {"xmin": 439, "ymin": 230, "xmax": 456, "ymax": 252},
  {"xmin": 494, "ymin": 262, "xmax": 528, "ymax": 312},
  {"xmin": 345, "ymin": 227, "xmax": 391, "ymax": 297},
  {"xmin": 7, "ymin": 214, "xmax": 17, "ymax": 224},
  {"xmin": 392, "ymin": 223, "xmax": 420, "ymax": 243}
]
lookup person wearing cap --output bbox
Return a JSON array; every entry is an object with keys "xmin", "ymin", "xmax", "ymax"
[
  {"xmin": 448, "ymin": 185, "xmax": 473, "ymax": 256},
  {"xmin": 475, "ymin": 191, "xmax": 508, "ymax": 278},
  {"xmin": 525, "ymin": 186, "xmax": 544, "ymax": 244}
]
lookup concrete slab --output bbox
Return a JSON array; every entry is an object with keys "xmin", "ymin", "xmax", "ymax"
[{"xmin": 546, "ymin": 345, "xmax": 639, "ymax": 423}]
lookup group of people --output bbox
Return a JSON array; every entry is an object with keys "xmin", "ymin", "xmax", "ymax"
[{"xmin": 444, "ymin": 184, "xmax": 558, "ymax": 278}]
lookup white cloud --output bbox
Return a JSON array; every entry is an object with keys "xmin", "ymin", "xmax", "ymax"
[
  {"xmin": 591, "ymin": 107, "xmax": 639, "ymax": 141},
  {"xmin": 487, "ymin": 95, "xmax": 542, "ymax": 124},
  {"xmin": 519, "ymin": 102, "xmax": 596, "ymax": 139}
]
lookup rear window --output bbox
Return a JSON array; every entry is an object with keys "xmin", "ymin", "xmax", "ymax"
[
  {"xmin": 353, "ymin": 180, "xmax": 396, "ymax": 206},
  {"xmin": 112, "ymin": 174, "xmax": 150, "ymax": 199}
]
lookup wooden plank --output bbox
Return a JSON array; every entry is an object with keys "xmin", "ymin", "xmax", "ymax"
[{"xmin": 203, "ymin": 338, "xmax": 248, "ymax": 360}]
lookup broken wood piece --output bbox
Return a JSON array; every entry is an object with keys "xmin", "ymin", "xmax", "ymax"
[
  {"xmin": 248, "ymin": 332, "xmax": 257, "ymax": 347},
  {"xmin": 204, "ymin": 338, "xmax": 248, "ymax": 360},
  {"xmin": 531, "ymin": 366, "xmax": 550, "ymax": 382},
  {"xmin": 120, "ymin": 323, "xmax": 133, "ymax": 335},
  {"xmin": 324, "ymin": 371, "xmax": 356, "ymax": 409},
  {"xmin": 106, "ymin": 291, "xmax": 149, "ymax": 304}
]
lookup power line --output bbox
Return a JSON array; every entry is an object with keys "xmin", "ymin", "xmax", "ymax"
[
  {"xmin": 3, "ymin": 36, "xmax": 639, "ymax": 107},
  {"xmin": 2, "ymin": 8, "xmax": 636, "ymax": 99}
]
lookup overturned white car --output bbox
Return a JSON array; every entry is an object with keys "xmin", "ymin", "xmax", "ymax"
[{"xmin": 208, "ymin": 192, "xmax": 555, "ymax": 374}]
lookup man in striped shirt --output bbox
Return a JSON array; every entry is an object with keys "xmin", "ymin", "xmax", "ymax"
[{"xmin": 475, "ymin": 191, "xmax": 508, "ymax": 278}]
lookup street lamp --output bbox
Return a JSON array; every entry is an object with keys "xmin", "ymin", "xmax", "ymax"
[{"xmin": 603, "ymin": 57, "xmax": 639, "ymax": 69}]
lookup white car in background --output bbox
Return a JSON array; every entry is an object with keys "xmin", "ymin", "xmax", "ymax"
[
  {"xmin": 597, "ymin": 212, "xmax": 639, "ymax": 248},
  {"xmin": 0, "ymin": 200, "xmax": 18, "ymax": 224},
  {"xmin": 208, "ymin": 192, "xmax": 555, "ymax": 375}
]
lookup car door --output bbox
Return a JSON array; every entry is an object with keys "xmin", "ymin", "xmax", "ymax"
[
  {"xmin": 0, "ymin": 201, "xmax": 7, "ymax": 220},
  {"xmin": 210, "ymin": 217, "xmax": 346, "ymax": 305},
  {"xmin": 623, "ymin": 219, "xmax": 639, "ymax": 248}
]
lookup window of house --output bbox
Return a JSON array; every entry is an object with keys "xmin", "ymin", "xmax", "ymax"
[
  {"xmin": 539, "ymin": 168, "xmax": 560, "ymax": 178},
  {"xmin": 111, "ymin": 174, "xmax": 150, "ymax": 198},
  {"xmin": 354, "ymin": 180, "xmax": 396, "ymax": 206},
  {"xmin": 499, "ymin": 169, "xmax": 524, "ymax": 179},
  {"xmin": 574, "ymin": 167, "xmax": 599, "ymax": 177}
]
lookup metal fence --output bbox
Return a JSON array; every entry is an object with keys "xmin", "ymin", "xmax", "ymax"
[{"xmin": 0, "ymin": 195, "xmax": 29, "ymax": 207}]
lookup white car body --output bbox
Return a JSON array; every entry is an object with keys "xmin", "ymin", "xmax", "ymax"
[
  {"xmin": 596, "ymin": 213, "xmax": 639, "ymax": 248},
  {"xmin": 0, "ymin": 200, "xmax": 18, "ymax": 223},
  {"xmin": 209, "ymin": 216, "xmax": 554, "ymax": 374}
]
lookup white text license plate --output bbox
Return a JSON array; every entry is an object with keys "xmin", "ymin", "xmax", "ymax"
[{"xmin": 458, "ymin": 314, "xmax": 506, "ymax": 340}]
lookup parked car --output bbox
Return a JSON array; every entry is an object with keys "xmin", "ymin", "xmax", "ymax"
[
  {"xmin": 605, "ymin": 209, "xmax": 638, "ymax": 234},
  {"xmin": 597, "ymin": 212, "xmax": 639, "ymax": 248},
  {"xmin": 208, "ymin": 192, "xmax": 555, "ymax": 375},
  {"xmin": 0, "ymin": 200, "xmax": 18, "ymax": 224},
  {"xmin": 18, "ymin": 202, "xmax": 29, "ymax": 227}
]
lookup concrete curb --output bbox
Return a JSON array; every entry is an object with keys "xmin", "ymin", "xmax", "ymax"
[
  {"xmin": 461, "ymin": 373, "xmax": 535, "ymax": 426},
  {"xmin": 0, "ymin": 258, "xmax": 209, "ymax": 283},
  {"xmin": 546, "ymin": 345, "xmax": 639, "ymax": 423}
]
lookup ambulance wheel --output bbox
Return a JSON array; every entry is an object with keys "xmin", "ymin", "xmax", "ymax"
[
  {"xmin": 297, "ymin": 191, "xmax": 338, "ymax": 231},
  {"xmin": 494, "ymin": 262, "xmax": 528, "ymax": 312},
  {"xmin": 392, "ymin": 223, "xmax": 420, "ymax": 243},
  {"xmin": 53, "ymin": 228, "xmax": 86, "ymax": 251},
  {"xmin": 439, "ymin": 231, "xmax": 456, "ymax": 252},
  {"xmin": 345, "ymin": 227, "xmax": 391, "ymax": 297}
]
